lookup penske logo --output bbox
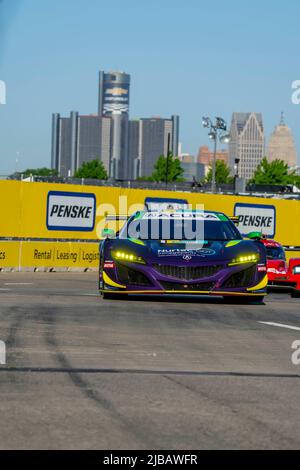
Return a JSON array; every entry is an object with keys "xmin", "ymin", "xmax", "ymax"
[
  {"xmin": 47, "ymin": 191, "xmax": 96, "ymax": 231},
  {"xmin": 234, "ymin": 203, "xmax": 276, "ymax": 237}
]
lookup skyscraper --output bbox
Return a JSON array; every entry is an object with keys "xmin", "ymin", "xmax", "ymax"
[
  {"xmin": 128, "ymin": 120, "xmax": 140, "ymax": 180},
  {"xmin": 51, "ymin": 70, "xmax": 180, "ymax": 181},
  {"xmin": 51, "ymin": 112, "xmax": 112, "ymax": 177},
  {"xmin": 229, "ymin": 112, "xmax": 264, "ymax": 179},
  {"xmin": 98, "ymin": 71, "xmax": 130, "ymax": 180},
  {"xmin": 133, "ymin": 116, "xmax": 179, "ymax": 179},
  {"xmin": 267, "ymin": 113, "xmax": 298, "ymax": 168},
  {"xmin": 197, "ymin": 146, "xmax": 229, "ymax": 166}
]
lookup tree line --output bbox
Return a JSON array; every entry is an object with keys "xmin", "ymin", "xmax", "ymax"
[{"xmin": 17, "ymin": 155, "xmax": 300, "ymax": 188}]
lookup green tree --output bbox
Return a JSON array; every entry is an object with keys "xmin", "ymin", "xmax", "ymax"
[
  {"xmin": 149, "ymin": 153, "xmax": 185, "ymax": 183},
  {"xmin": 22, "ymin": 167, "xmax": 58, "ymax": 177},
  {"xmin": 205, "ymin": 160, "xmax": 233, "ymax": 184},
  {"xmin": 74, "ymin": 160, "xmax": 108, "ymax": 180},
  {"xmin": 249, "ymin": 157, "xmax": 297, "ymax": 185}
]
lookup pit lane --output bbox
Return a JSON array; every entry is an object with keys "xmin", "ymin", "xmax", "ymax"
[{"xmin": 1, "ymin": 272, "xmax": 300, "ymax": 449}]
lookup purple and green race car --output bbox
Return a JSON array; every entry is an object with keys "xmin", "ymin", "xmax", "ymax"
[{"xmin": 99, "ymin": 209, "xmax": 268, "ymax": 303}]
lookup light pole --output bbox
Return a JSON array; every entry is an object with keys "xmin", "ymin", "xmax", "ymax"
[
  {"xmin": 234, "ymin": 157, "xmax": 240, "ymax": 194},
  {"xmin": 202, "ymin": 117, "xmax": 230, "ymax": 193},
  {"xmin": 165, "ymin": 132, "xmax": 171, "ymax": 186}
]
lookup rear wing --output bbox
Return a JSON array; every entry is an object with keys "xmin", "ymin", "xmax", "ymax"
[
  {"xmin": 105, "ymin": 214, "xmax": 129, "ymax": 221},
  {"xmin": 144, "ymin": 197, "xmax": 189, "ymax": 211}
]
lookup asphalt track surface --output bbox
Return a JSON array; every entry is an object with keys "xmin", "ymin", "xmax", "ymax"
[{"xmin": 1, "ymin": 272, "xmax": 300, "ymax": 450}]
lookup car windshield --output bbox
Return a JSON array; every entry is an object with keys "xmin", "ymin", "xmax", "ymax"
[
  {"xmin": 120, "ymin": 215, "xmax": 242, "ymax": 241},
  {"xmin": 266, "ymin": 246, "xmax": 286, "ymax": 260}
]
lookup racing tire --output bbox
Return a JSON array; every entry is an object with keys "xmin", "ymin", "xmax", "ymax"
[
  {"xmin": 223, "ymin": 295, "xmax": 265, "ymax": 304},
  {"xmin": 102, "ymin": 291, "xmax": 127, "ymax": 300},
  {"xmin": 291, "ymin": 290, "xmax": 300, "ymax": 298}
]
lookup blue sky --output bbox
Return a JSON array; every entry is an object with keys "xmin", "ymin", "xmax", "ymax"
[{"xmin": 0, "ymin": 0, "xmax": 300, "ymax": 174}]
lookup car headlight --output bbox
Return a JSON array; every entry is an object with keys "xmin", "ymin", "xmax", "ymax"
[
  {"xmin": 112, "ymin": 251, "xmax": 146, "ymax": 264},
  {"xmin": 229, "ymin": 254, "xmax": 259, "ymax": 266},
  {"xmin": 294, "ymin": 266, "xmax": 300, "ymax": 274}
]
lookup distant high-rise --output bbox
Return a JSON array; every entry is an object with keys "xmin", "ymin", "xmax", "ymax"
[
  {"xmin": 51, "ymin": 71, "xmax": 180, "ymax": 181},
  {"xmin": 181, "ymin": 162, "xmax": 205, "ymax": 182},
  {"xmin": 133, "ymin": 116, "xmax": 180, "ymax": 179},
  {"xmin": 197, "ymin": 146, "xmax": 228, "ymax": 166},
  {"xmin": 128, "ymin": 120, "xmax": 140, "ymax": 180},
  {"xmin": 229, "ymin": 112, "xmax": 264, "ymax": 179},
  {"xmin": 98, "ymin": 71, "xmax": 130, "ymax": 180},
  {"xmin": 51, "ymin": 112, "xmax": 112, "ymax": 177},
  {"xmin": 267, "ymin": 113, "xmax": 297, "ymax": 168}
]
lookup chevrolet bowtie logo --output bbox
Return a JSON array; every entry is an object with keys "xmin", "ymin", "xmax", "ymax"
[{"xmin": 105, "ymin": 88, "xmax": 128, "ymax": 96}]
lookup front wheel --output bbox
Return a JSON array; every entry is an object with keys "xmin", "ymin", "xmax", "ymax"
[
  {"xmin": 223, "ymin": 295, "xmax": 265, "ymax": 304},
  {"xmin": 291, "ymin": 289, "xmax": 300, "ymax": 298}
]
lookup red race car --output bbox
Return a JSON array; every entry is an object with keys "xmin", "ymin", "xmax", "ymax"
[{"xmin": 258, "ymin": 237, "xmax": 300, "ymax": 297}]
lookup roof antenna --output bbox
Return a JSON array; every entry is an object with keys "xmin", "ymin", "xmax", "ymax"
[{"xmin": 280, "ymin": 111, "xmax": 285, "ymax": 125}]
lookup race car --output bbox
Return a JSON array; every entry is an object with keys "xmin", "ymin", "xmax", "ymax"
[
  {"xmin": 99, "ymin": 209, "xmax": 268, "ymax": 303},
  {"xmin": 258, "ymin": 237, "xmax": 300, "ymax": 297}
]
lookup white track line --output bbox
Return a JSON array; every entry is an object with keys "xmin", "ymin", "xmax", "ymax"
[
  {"xmin": 4, "ymin": 283, "xmax": 33, "ymax": 286},
  {"xmin": 259, "ymin": 321, "xmax": 300, "ymax": 331}
]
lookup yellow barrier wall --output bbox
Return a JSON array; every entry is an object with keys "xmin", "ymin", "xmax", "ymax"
[
  {"xmin": 0, "ymin": 241, "xmax": 100, "ymax": 268},
  {"xmin": 0, "ymin": 180, "xmax": 299, "ymax": 268}
]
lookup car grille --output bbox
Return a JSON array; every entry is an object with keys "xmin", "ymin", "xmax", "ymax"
[
  {"xmin": 116, "ymin": 263, "xmax": 152, "ymax": 287},
  {"xmin": 160, "ymin": 281, "xmax": 215, "ymax": 291},
  {"xmin": 222, "ymin": 266, "xmax": 256, "ymax": 288},
  {"xmin": 152, "ymin": 263, "xmax": 223, "ymax": 280}
]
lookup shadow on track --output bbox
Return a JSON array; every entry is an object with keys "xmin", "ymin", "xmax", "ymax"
[{"xmin": 102, "ymin": 294, "xmax": 265, "ymax": 306}]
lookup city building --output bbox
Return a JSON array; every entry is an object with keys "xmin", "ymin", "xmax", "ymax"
[
  {"xmin": 181, "ymin": 162, "xmax": 205, "ymax": 182},
  {"xmin": 98, "ymin": 70, "xmax": 130, "ymax": 180},
  {"xmin": 290, "ymin": 165, "xmax": 300, "ymax": 176},
  {"xmin": 179, "ymin": 153, "xmax": 195, "ymax": 163},
  {"xmin": 51, "ymin": 112, "xmax": 112, "ymax": 177},
  {"xmin": 267, "ymin": 113, "xmax": 298, "ymax": 168},
  {"xmin": 229, "ymin": 112, "xmax": 265, "ymax": 180},
  {"xmin": 197, "ymin": 146, "xmax": 229, "ymax": 166},
  {"xmin": 127, "ymin": 120, "xmax": 140, "ymax": 180},
  {"xmin": 51, "ymin": 70, "xmax": 180, "ymax": 181},
  {"xmin": 133, "ymin": 116, "xmax": 180, "ymax": 179}
]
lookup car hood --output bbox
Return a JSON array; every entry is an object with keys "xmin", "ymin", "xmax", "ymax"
[{"xmin": 110, "ymin": 238, "xmax": 261, "ymax": 264}]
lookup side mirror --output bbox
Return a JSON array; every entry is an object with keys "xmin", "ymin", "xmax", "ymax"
[
  {"xmin": 101, "ymin": 228, "xmax": 116, "ymax": 239},
  {"xmin": 230, "ymin": 216, "xmax": 240, "ymax": 225},
  {"xmin": 247, "ymin": 231, "xmax": 262, "ymax": 241}
]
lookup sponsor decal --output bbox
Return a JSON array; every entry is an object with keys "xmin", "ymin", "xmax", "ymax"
[
  {"xmin": 142, "ymin": 212, "xmax": 220, "ymax": 220},
  {"xmin": 47, "ymin": 191, "xmax": 96, "ymax": 231},
  {"xmin": 104, "ymin": 261, "xmax": 115, "ymax": 269},
  {"xmin": 234, "ymin": 203, "xmax": 276, "ymax": 237},
  {"xmin": 267, "ymin": 267, "xmax": 287, "ymax": 275},
  {"xmin": 258, "ymin": 265, "xmax": 267, "ymax": 272},
  {"xmin": 158, "ymin": 248, "xmax": 216, "ymax": 257}
]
